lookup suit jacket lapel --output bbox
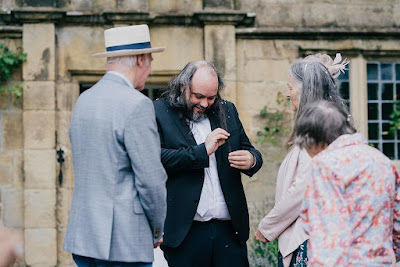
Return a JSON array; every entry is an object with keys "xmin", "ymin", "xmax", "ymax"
[{"xmin": 168, "ymin": 106, "xmax": 197, "ymax": 146}]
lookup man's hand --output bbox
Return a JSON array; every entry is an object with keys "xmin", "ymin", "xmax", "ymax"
[
  {"xmin": 254, "ymin": 229, "xmax": 268, "ymax": 243},
  {"xmin": 204, "ymin": 128, "xmax": 230, "ymax": 156},
  {"xmin": 228, "ymin": 150, "xmax": 254, "ymax": 170},
  {"xmin": 154, "ymin": 237, "xmax": 163, "ymax": 248}
]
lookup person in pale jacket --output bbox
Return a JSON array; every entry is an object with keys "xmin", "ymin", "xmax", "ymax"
[{"xmin": 254, "ymin": 53, "xmax": 349, "ymax": 267}]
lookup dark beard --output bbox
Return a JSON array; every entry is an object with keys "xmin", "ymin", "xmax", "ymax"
[{"xmin": 183, "ymin": 104, "xmax": 209, "ymax": 122}]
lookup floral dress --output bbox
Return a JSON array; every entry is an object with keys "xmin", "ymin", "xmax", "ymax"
[{"xmin": 301, "ymin": 133, "xmax": 400, "ymax": 266}]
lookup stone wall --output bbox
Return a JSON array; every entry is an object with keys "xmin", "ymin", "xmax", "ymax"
[{"xmin": 0, "ymin": 37, "xmax": 25, "ymax": 265}]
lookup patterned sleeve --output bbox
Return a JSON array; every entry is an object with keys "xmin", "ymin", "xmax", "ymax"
[
  {"xmin": 392, "ymin": 166, "xmax": 400, "ymax": 261},
  {"xmin": 305, "ymin": 157, "xmax": 352, "ymax": 266}
]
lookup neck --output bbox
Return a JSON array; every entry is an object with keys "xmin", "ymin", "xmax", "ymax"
[{"xmin": 107, "ymin": 65, "xmax": 135, "ymax": 86}]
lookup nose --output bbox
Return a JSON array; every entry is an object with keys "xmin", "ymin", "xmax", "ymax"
[{"xmin": 200, "ymin": 98, "xmax": 208, "ymax": 108}]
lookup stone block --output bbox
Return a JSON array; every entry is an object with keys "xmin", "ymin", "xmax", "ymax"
[
  {"xmin": 70, "ymin": 0, "xmax": 115, "ymax": 10},
  {"xmin": 25, "ymin": 228, "xmax": 57, "ymax": 266},
  {"xmin": 57, "ymin": 228, "xmax": 74, "ymax": 265},
  {"xmin": 395, "ymin": 4, "xmax": 400, "ymax": 27},
  {"xmin": 205, "ymin": 25, "xmax": 236, "ymax": 81},
  {"xmin": 2, "ymin": 112, "xmax": 23, "ymax": 150},
  {"xmin": 24, "ymin": 189, "xmax": 56, "ymax": 228},
  {"xmin": 150, "ymin": 27, "xmax": 204, "ymax": 74},
  {"xmin": 56, "ymin": 188, "xmax": 73, "ymax": 230},
  {"xmin": 56, "ymin": 82, "xmax": 79, "ymax": 111},
  {"xmin": 204, "ymin": 0, "xmax": 234, "ymax": 9},
  {"xmin": 149, "ymin": 0, "xmax": 201, "ymax": 12},
  {"xmin": 12, "ymin": 150, "xmax": 24, "ymax": 189},
  {"xmin": 10, "ymin": 89, "xmax": 23, "ymax": 111},
  {"xmin": 23, "ymin": 81, "xmax": 55, "ymax": 110},
  {"xmin": 56, "ymin": 27, "xmax": 105, "ymax": 80},
  {"xmin": 116, "ymin": 0, "xmax": 148, "ymax": 11},
  {"xmin": 221, "ymin": 81, "xmax": 237, "ymax": 105},
  {"xmin": 56, "ymin": 111, "xmax": 72, "ymax": 147},
  {"xmin": 23, "ymin": 24, "xmax": 55, "ymax": 81},
  {"xmin": 0, "ymin": 92, "xmax": 9, "ymax": 110},
  {"xmin": 337, "ymin": 4, "xmax": 394, "ymax": 28},
  {"xmin": 24, "ymin": 150, "xmax": 56, "ymax": 189},
  {"xmin": 23, "ymin": 111, "xmax": 55, "ymax": 149},
  {"xmin": 0, "ymin": 152, "xmax": 12, "ymax": 185},
  {"xmin": 2, "ymin": 188, "xmax": 23, "ymax": 228},
  {"xmin": 303, "ymin": 3, "xmax": 337, "ymax": 27},
  {"xmin": 257, "ymin": 4, "xmax": 303, "ymax": 27},
  {"xmin": 242, "ymin": 58, "xmax": 291, "ymax": 82}
]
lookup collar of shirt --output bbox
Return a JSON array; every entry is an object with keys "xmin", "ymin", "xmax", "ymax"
[
  {"xmin": 107, "ymin": 71, "xmax": 134, "ymax": 90},
  {"xmin": 326, "ymin": 133, "xmax": 367, "ymax": 152}
]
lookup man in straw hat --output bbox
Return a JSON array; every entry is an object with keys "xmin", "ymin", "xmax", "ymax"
[{"xmin": 64, "ymin": 24, "xmax": 167, "ymax": 267}]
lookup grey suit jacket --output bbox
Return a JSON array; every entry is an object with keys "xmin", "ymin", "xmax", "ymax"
[{"xmin": 64, "ymin": 72, "xmax": 167, "ymax": 262}]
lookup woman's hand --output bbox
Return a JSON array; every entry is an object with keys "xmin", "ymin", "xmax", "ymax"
[{"xmin": 254, "ymin": 229, "xmax": 269, "ymax": 243}]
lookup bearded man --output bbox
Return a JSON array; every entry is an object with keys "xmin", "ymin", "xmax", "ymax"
[{"xmin": 154, "ymin": 61, "xmax": 263, "ymax": 267}]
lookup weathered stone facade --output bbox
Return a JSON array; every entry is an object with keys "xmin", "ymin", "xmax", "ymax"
[{"xmin": 0, "ymin": 0, "xmax": 399, "ymax": 265}]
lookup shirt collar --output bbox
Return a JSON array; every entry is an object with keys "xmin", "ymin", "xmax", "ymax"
[
  {"xmin": 107, "ymin": 71, "xmax": 134, "ymax": 90},
  {"xmin": 326, "ymin": 133, "xmax": 367, "ymax": 151}
]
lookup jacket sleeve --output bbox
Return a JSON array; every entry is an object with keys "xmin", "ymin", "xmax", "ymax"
[
  {"xmin": 230, "ymin": 103, "xmax": 263, "ymax": 177},
  {"xmin": 258, "ymin": 148, "xmax": 311, "ymax": 241},
  {"xmin": 124, "ymin": 97, "xmax": 167, "ymax": 244},
  {"xmin": 156, "ymin": 119, "xmax": 210, "ymax": 172}
]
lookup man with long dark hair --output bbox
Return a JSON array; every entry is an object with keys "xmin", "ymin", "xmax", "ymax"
[{"xmin": 154, "ymin": 61, "xmax": 263, "ymax": 267}]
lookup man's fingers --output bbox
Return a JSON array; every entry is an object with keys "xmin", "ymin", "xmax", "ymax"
[
  {"xmin": 228, "ymin": 155, "xmax": 248, "ymax": 161},
  {"xmin": 230, "ymin": 163, "xmax": 247, "ymax": 169},
  {"xmin": 228, "ymin": 150, "xmax": 248, "ymax": 156}
]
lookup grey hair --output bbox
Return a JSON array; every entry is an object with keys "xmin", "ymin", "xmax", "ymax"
[
  {"xmin": 106, "ymin": 55, "xmax": 137, "ymax": 70},
  {"xmin": 294, "ymin": 100, "xmax": 356, "ymax": 149},
  {"xmin": 286, "ymin": 60, "xmax": 349, "ymax": 149},
  {"xmin": 106, "ymin": 54, "xmax": 151, "ymax": 71}
]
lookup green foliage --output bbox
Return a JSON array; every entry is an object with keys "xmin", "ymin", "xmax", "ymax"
[
  {"xmin": 257, "ymin": 92, "xmax": 290, "ymax": 145},
  {"xmin": 0, "ymin": 43, "xmax": 27, "ymax": 98},
  {"xmin": 249, "ymin": 238, "xmax": 279, "ymax": 267},
  {"xmin": 389, "ymin": 102, "xmax": 400, "ymax": 135}
]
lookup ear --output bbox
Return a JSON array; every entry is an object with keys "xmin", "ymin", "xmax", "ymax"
[{"xmin": 137, "ymin": 54, "xmax": 145, "ymax": 67}]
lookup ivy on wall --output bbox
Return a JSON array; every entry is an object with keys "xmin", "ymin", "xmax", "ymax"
[
  {"xmin": 0, "ymin": 44, "xmax": 27, "ymax": 98},
  {"xmin": 257, "ymin": 92, "xmax": 291, "ymax": 145}
]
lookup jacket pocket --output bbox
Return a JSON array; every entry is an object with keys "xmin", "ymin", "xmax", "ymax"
[{"xmin": 133, "ymin": 197, "xmax": 145, "ymax": 214}]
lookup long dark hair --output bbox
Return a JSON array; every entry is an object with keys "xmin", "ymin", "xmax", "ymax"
[{"xmin": 162, "ymin": 61, "xmax": 228, "ymax": 129}]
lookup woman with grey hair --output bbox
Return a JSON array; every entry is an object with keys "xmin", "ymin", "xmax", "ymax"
[
  {"xmin": 255, "ymin": 54, "xmax": 349, "ymax": 267},
  {"xmin": 295, "ymin": 100, "xmax": 400, "ymax": 266}
]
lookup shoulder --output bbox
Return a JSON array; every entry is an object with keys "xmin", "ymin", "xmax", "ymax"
[
  {"xmin": 153, "ymin": 98, "xmax": 173, "ymax": 116},
  {"xmin": 153, "ymin": 98, "xmax": 168, "ymax": 109},
  {"xmin": 221, "ymin": 100, "xmax": 236, "ymax": 110}
]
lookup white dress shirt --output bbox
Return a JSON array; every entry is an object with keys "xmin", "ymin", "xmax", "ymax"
[{"xmin": 190, "ymin": 118, "xmax": 231, "ymax": 221}]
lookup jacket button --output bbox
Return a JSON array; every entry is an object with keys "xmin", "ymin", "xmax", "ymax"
[{"xmin": 235, "ymin": 232, "xmax": 238, "ymax": 235}]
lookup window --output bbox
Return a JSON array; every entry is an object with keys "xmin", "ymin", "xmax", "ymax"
[
  {"xmin": 337, "ymin": 65, "xmax": 350, "ymax": 108},
  {"xmin": 141, "ymin": 83, "xmax": 166, "ymax": 100},
  {"xmin": 367, "ymin": 62, "xmax": 400, "ymax": 159},
  {"xmin": 79, "ymin": 82, "xmax": 166, "ymax": 101}
]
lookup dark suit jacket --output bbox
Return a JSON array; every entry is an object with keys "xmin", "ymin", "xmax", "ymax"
[{"xmin": 154, "ymin": 98, "xmax": 263, "ymax": 248}]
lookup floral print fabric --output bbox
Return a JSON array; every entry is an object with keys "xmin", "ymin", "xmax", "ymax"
[{"xmin": 301, "ymin": 133, "xmax": 400, "ymax": 266}]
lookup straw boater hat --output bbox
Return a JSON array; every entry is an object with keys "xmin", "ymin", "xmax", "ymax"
[{"xmin": 93, "ymin": 24, "xmax": 165, "ymax": 58}]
